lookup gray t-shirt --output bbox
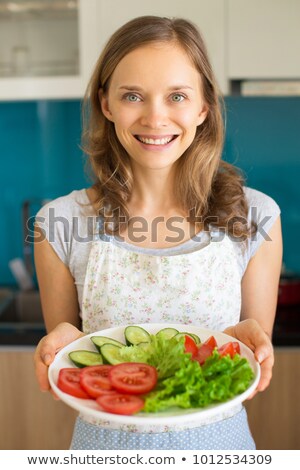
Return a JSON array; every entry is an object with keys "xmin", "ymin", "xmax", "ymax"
[{"xmin": 36, "ymin": 187, "xmax": 280, "ymax": 314}]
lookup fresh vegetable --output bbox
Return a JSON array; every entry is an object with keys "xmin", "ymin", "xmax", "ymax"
[
  {"xmin": 144, "ymin": 349, "xmax": 254, "ymax": 412},
  {"xmin": 183, "ymin": 335, "xmax": 198, "ymax": 356},
  {"xmin": 68, "ymin": 350, "xmax": 103, "ymax": 368},
  {"xmin": 80, "ymin": 365, "xmax": 114, "ymax": 397},
  {"xmin": 57, "ymin": 325, "xmax": 255, "ymax": 416},
  {"xmin": 124, "ymin": 325, "xmax": 151, "ymax": 345},
  {"xmin": 57, "ymin": 368, "xmax": 90, "ymax": 399},
  {"xmin": 91, "ymin": 336, "xmax": 125, "ymax": 352},
  {"xmin": 96, "ymin": 393, "xmax": 145, "ymax": 415},
  {"xmin": 109, "ymin": 363, "xmax": 157, "ymax": 395}
]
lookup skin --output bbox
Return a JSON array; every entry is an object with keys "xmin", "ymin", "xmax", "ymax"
[{"xmin": 34, "ymin": 42, "xmax": 282, "ymax": 399}]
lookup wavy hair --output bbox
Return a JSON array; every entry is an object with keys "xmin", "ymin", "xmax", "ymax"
[{"xmin": 82, "ymin": 15, "xmax": 255, "ymax": 239}]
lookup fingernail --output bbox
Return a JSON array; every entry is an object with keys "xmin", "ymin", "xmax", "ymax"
[
  {"xmin": 43, "ymin": 353, "xmax": 51, "ymax": 365},
  {"xmin": 257, "ymin": 352, "xmax": 265, "ymax": 363}
]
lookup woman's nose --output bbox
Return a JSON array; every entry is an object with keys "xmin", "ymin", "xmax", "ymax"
[{"xmin": 139, "ymin": 100, "xmax": 169, "ymax": 128}]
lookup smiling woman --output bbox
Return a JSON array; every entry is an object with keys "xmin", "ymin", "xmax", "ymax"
[{"xmin": 34, "ymin": 15, "xmax": 282, "ymax": 451}]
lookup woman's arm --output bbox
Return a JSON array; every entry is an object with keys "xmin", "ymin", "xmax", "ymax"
[
  {"xmin": 34, "ymin": 226, "xmax": 84, "ymax": 392},
  {"xmin": 225, "ymin": 216, "xmax": 283, "ymax": 394}
]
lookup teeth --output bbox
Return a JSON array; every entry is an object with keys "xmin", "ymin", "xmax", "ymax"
[{"xmin": 137, "ymin": 136, "xmax": 173, "ymax": 145}]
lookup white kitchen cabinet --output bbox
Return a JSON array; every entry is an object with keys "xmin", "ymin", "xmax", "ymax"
[
  {"xmin": 0, "ymin": 0, "xmax": 227, "ymax": 100},
  {"xmin": 228, "ymin": 0, "xmax": 300, "ymax": 80},
  {"xmin": 94, "ymin": 0, "xmax": 227, "ymax": 94},
  {"xmin": 0, "ymin": 0, "xmax": 102, "ymax": 100}
]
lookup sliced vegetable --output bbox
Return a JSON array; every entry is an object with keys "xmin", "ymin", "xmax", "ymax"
[
  {"xmin": 57, "ymin": 368, "xmax": 90, "ymax": 399},
  {"xmin": 69, "ymin": 350, "xmax": 103, "ymax": 368},
  {"xmin": 193, "ymin": 343, "xmax": 215, "ymax": 365},
  {"xmin": 80, "ymin": 365, "xmax": 113, "ymax": 395},
  {"xmin": 156, "ymin": 327, "xmax": 179, "ymax": 340},
  {"xmin": 183, "ymin": 335, "xmax": 198, "ymax": 357},
  {"xmin": 96, "ymin": 393, "xmax": 144, "ymax": 415},
  {"xmin": 218, "ymin": 341, "xmax": 241, "ymax": 358},
  {"xmin": 101, "ymin": 343, "xmax": 123, "ymax": 365},
  {"xmin": 203, "ymin": 336, "xmax": 218, "ymax": 349},
  {"xmin": 109, "ymin": 363, "xmax": 157, "ymax": 395},
  {"xmin": 91, "ymin": 336, "xmax": 125, "ymax": 352},
  {"xmin": 124, "ymin": 325, "xmax": 151, "ymax": 345}
]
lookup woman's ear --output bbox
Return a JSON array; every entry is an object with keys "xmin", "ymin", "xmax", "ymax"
[
  {"xmin": 197, "ymin": 103, "xmax": 208, "ymax": 126},
  {"xmin": 98, "ymin": 88, "xmax": 114, "ymax": 122}
]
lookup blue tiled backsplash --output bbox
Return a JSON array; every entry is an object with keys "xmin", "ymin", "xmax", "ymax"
[{"xmin": 1, "ymin": 97, "xmax": 299, "ymax": 285}]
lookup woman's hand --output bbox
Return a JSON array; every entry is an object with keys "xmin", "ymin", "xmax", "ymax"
[
  {"xmin": 34, "ymin": 322, "xmax": 85, "ymax": 397},
  {"xmin": 224, "ymin": 318, "xmax": 274, "ymax": 398}
]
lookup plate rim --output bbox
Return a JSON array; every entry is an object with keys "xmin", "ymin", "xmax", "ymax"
[{"xmin": 48, "ymin": 323, "xmax": 261, "ymax": 426}]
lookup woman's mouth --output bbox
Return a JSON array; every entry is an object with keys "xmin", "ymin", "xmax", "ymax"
[{"xmin": 134, "ymin": 135, "xmax": 178, "ymax": 146}]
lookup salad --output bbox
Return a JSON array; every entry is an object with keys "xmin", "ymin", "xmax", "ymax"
[{"xmin": 56, "ymin": 325, "xmax": 254, "ymax": 416}]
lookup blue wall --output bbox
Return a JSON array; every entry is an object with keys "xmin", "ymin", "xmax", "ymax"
[{"xmin": 0, "ymin": 97, "xmax": 299, "ymax": 285}]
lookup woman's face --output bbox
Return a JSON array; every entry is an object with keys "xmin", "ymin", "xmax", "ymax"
[{"xmin": 101, "ymin": 42, "xmax": 208, "ymax": 172}]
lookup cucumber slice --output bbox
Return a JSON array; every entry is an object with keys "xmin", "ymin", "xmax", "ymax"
[
  {"xmin": 68, "ymin": 350, "xmax": 103, "ymax": 368},
  {"xmin": 100, "ymin": 343, "xmax": 123, "ymax": 365},
  {"xmin": 156, "ymin": 327, "xmax": 179, "ymax": 340},
  {"xmin": 174, "ymin": 332, "xmax": 200, "ymax": 344},
  {"xmin": 91, "ymin": 336, "xmax": 125, "ymax": 352},
  {"xmin": 124, "ymin": 325, "xmax": 151, "ymax": 346},
  {"xmin": 189, "ymin": 333, "xmax": 201, "ymax": 344}
]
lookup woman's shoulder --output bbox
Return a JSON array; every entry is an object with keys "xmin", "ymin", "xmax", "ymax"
[
  {"xmin": 243, "ymin": 186, "xmax": 280, "ymax": 222},
  {"xmin": 36, "ymin": 188, "xmax": 94, "ymax": 220}
]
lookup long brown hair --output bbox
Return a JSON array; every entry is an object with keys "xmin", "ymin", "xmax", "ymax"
[{"xmin": 82, "ymin": 15, "xmax": 254, "ymax": 239}]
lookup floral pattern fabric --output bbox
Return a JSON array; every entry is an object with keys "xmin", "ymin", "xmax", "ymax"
[{"xmin": 80, "ymin": 232, "xmax": 243, "ymax": 433}]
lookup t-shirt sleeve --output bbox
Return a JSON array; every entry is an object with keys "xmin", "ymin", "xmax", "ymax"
[
  {"xmin": 34, "ymin": 196, "xmax": 74, "ymax": 266},
  {"xmin": 245, "ymin": 187, "xmax": 281, "ymax": 260}
]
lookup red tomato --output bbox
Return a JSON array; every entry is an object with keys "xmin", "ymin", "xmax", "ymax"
[
  {"xmin": 184, "ymin": 335, "xmax": 198, "ymax": 357},
  {"xmin": 219, "ymin": 341, "xmax": 241, "ymax": 357},
  {"xmin": 203, "ymin": 335, "xmax": 217, "ymax": 349},
  {"xmin": 232, "ymin": 341, "xmax": 241, "ymax": 355},
  {"xmin": 80, "ymin": 365, "xmax": 114, "ymax": 398},
  {"xmin": 57, "ymin": 368, "xmax": 90, "ymax": 399},
  {"xmin": 96, "ymin": 393, "xmax": 144, "ymax": 415},
  {"xmin": 109, "ymin": 363, "xmax": 157, "ymax": 395},
  {"xmin": 193, "ymin": 343, "xmax": 214, "ymax": 365}
]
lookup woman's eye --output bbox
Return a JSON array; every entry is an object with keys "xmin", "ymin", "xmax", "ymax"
[
  {"xmin": 124, "ymin": 94, "xmax": 141, "ymax": 102},
  {"xmin": 171, "ymin": 93, "xmax": 185, "ymax": 102}
]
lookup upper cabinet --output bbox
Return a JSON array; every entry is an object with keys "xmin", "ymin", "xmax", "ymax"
[
  {"xmin": 93, "ymin": 0, "xmax": 227, "ymax": 94},
  {"xmin": 3, "ymin": 0, "xmax": 299, "ymax": 101},
  {"xmin": 0, "ymin": 0, "xmax": 227, "ymax": 100},
  {"xmin": 0, "ymin": 0, "xmax": 101, "ymax": 100},
  {"xmin": 228, "ymin": 0, "xmax": 300, "ymax": 80}
]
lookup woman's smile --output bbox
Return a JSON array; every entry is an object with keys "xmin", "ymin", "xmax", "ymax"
[{"xmin": 100, "ymin": 42, "xmax": 208, "ymax": 170}]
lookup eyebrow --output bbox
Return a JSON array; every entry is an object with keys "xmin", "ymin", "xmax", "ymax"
[{"xmin": 118, "ymin": 85, "xmax": 194, "ymax": 91}]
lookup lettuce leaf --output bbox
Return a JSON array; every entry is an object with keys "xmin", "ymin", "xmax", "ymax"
[
  {"xmin": 143, "ymin": 349, "xmax": 254, "ymax": 413},
  {"xmin": 118, "ymin": 334, "xmax": 189, "ymax": 380}
]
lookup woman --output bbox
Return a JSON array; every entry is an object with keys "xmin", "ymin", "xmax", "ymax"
[{"xmin": 34, "ymin": 16, "xmax": 282, "ymax": 449}]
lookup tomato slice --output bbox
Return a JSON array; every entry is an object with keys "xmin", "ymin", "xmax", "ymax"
[
  {"xmin": 184, "ymin": 335, "xmax": 198, "ymax": 357},
  {"xmin": 193, "ymin": 343, "xmax": 214, "ymax": 365},
  {"xmin": 203, "ymin": 335, "xmax": 217, "ymax": 349},
  {"xmin": 231, "ymin": 341, "xmax": 241, "ymax": 355},
  {"xmin": 109, "ymin": 363, "xmax": 157, "ymax": 395},
  {"xmin": 218, "ymin": 341, "xmax": 241, "ymax": 358},
  {"xmin": 57, "ymin": 368, "xmax": 90, "ymax": 399},
  {"xmin": 80, "ymin": 365, "xmax": 114, "ymax": 397},
  {"xmin": 96, "ymin": 393, "xmax": 144, "ymax": 415}
]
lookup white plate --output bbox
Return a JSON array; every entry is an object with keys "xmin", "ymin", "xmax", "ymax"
[{"xmin": 48, "ymin": 323, "xmax": 260, "ymax": 428}]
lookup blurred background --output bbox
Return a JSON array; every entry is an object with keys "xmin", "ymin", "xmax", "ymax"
[{"xmin": 0, "ymin": 0, "xmax": 299, "ymax": 450}]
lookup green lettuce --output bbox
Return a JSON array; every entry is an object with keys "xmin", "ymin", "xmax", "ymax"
[{"xmin": 143, "ymin": 349, "xmax": 254, "ymax": 413}]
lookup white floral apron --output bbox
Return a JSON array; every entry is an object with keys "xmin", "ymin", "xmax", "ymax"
[
  {"xmin": 75, "ymin": 228, "xmax": 250, "ymax": 435},
  {"xmin": 81, "ymin": 231, "xmax": 242, "ymax": 334}
]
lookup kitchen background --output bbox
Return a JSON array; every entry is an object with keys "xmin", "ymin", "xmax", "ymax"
[{"xmin": 0, "ymin": 0, "xmax": 299, "ymax": 451}]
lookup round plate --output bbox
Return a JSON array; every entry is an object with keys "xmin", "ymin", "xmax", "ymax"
[{"xmin": 48, "ymin": 323, "xmax": 260, "ymax": 428}]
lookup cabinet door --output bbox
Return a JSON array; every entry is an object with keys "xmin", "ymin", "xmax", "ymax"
[
  {"xmin": 94, "ymin": 0, "xmax": 227, "ymax": 94},
  {"xmin": 0, "ymin": 0, "xmax": 99, "ymax": 100},
  {"xmin": 0, "ymin": 350, "xmax": 76, "ymax": 449},
  {"xmin": 245, "ymin": 348, "xmax": 300, "ymax": 450},
  {"xmin": 228, "ymin": 0, "xmax": 300, "ymax": 79}
]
